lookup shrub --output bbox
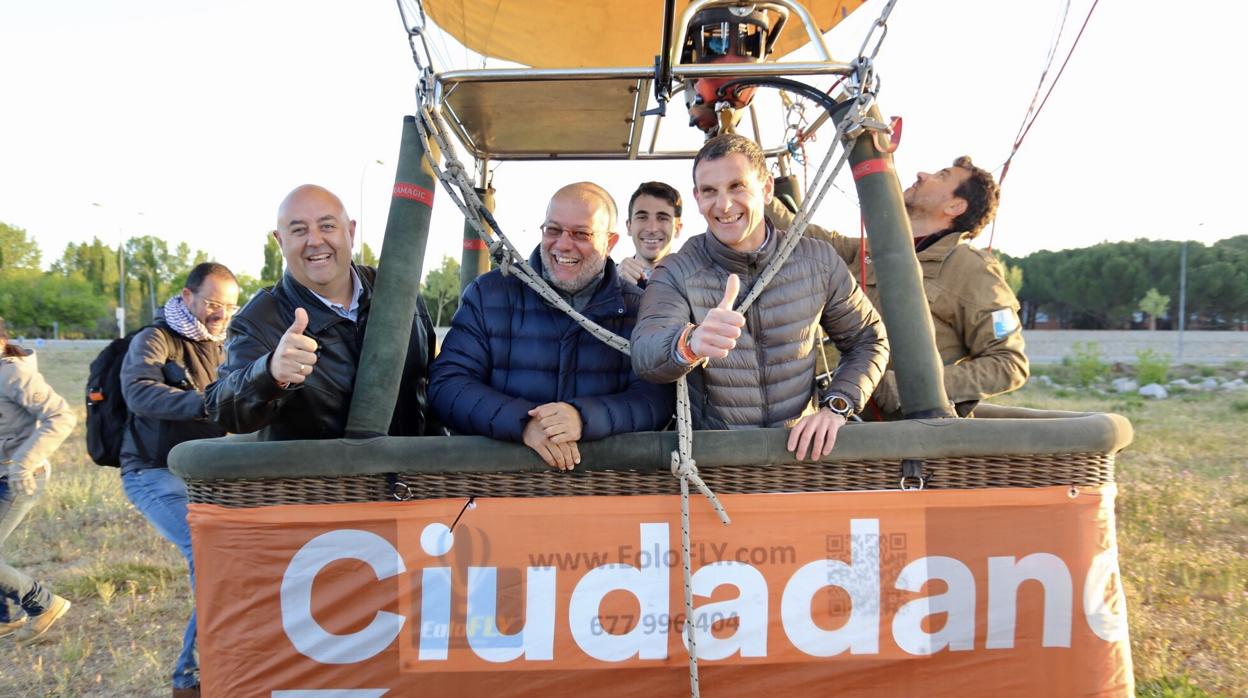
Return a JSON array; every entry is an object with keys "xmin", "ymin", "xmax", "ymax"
[
  {"xmin": 1062, "ymin": 341, "xmax": 1109, "ymax": 387},
  {"xmin": 1136, "ymin": 348, "xmax": 1171, "ymax": 385}
]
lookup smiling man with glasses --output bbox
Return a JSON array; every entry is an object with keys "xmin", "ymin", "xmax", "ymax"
[
  {"xmin": 117, "ymin": 261, "xmax": 239, "ymax": 696},
  {"xmin": 429, "ymin": 182, "xmax": 674, "ymax": 470}
]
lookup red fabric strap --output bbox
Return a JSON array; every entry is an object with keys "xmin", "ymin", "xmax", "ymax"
[
  {"xmin": 392, "ymin": 182, "xmax": 435, "ymax": 207},
  {"xmin": 851, "ymin": 158, "xmax": 893, "ymax": 180}
]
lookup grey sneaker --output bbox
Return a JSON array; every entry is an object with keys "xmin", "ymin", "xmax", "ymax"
[
  {"xmin": 16, "ymin": 595, "xmax": 70, "ymax": 645},
  {"xmin": 0, "ymin": 616, "xmax": 28, "ymax": 639}
]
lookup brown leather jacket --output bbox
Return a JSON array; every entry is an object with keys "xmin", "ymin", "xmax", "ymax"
[
  {"xmin": 631, "ymin": 225, "xmax": 888, "ymax": 429},
  {"xmin": 769, "ymin": 199, "xmax": 1028, "ymax": 415}
]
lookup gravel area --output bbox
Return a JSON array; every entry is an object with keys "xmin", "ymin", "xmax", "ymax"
[{"xmin": 1022, "ymin": 330, "xmax": 1246, "ymax": 365}]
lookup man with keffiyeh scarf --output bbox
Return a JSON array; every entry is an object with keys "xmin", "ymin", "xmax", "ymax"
[{"xmin": 118, "ymin": 261, "xmax": 240, "ymax": 697}]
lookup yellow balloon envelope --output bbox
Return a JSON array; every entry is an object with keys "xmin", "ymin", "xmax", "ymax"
[{"xmin": 422, "ymin": 0, "xmax": 867, "ymax": 68}]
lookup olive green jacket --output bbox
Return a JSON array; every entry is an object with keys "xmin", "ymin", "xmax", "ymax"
[{"xmin": 769, "ymin": 200, "xmax": 1028, "ymax": 415}]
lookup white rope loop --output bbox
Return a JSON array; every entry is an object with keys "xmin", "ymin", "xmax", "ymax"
[
  {"xmin": 670, "ymin": 375, "xmax": 731, "ymax": 698},
  {"xmin": 679, "ymin": 468, "xmax": 700, "ymax": 698}
]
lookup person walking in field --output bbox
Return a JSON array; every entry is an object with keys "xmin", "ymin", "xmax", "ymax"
[
  {"xmin": 0, "ymin": 316, "xmax": 76, "ymax": 645},
  {"xmin": 119, "ymin": 262, "xmax": 240, "ymax": 696}
]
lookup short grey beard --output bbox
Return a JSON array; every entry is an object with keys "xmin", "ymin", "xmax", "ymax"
[{"xmin": 542, "ymin": 253, "xmax": 606, "ymax": 294}]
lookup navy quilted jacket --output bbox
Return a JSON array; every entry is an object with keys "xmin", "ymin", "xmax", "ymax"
[{"xmin": 429, "ymin": 248, "xmax": 674, "ymax": 442}]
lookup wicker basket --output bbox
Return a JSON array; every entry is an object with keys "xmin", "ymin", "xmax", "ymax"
[{"xmin": 174, "ymin": 405, "xmax": 1130, "ymax": 509}]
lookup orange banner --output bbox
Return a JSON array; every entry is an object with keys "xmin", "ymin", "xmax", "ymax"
[{"xmin": 189, "ymin": 486, "xmax": 1132, "ymax": 696}]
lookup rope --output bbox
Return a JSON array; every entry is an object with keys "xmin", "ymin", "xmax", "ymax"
[
  {"xmin": 396, "ymin": 2, "xmax": 900, "ymax": 694},
  {"xmin": 660, "ymin": 86, "xmax": 876, "ymax": 696},
  {"xmin": 413, "ymin": 107, "xmax": 631, "ymax": 355},
  {"xmin": 670, "ymin": 376, "xmax": 731, "ymax": 697},
  {"xmin": 989, "ymin": 0, "xmax": 1100, "ymax": 250},
  {"xmin": 736, "ymin": 109, "xmax": 860, "ymax": 315}
]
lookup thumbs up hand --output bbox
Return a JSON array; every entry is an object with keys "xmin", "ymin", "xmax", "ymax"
[
  {"xmin": 270, "ymin": 307, "xmax": 319, "ymax": 385},
  {"xmin": 688, "ymin": 274, "xmax": 745, "ymax": 360}
]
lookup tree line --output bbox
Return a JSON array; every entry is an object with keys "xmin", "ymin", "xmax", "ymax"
[
  {"xmin": 4, "ymin": 219, "xmax": 1243, "ymax": 336},
  {"xmin": 999, "ymin": 235, "xmax": 1248, "ymax": 330},
  {"xmin": 0, "ymin": 220, "xmax": 442, "ymax": 338}
]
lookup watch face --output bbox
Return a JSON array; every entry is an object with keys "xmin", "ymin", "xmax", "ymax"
[{"xmin": 827, "ymin": 395, "xmax": 850, "ymax": 414}]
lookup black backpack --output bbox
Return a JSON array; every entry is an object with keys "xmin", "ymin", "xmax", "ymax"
[{"xmin": 85, "ymin": 324, "xmax": 168, "ymax": 467}]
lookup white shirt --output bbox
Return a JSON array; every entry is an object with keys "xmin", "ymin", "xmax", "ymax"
[{"xmin": 309, "ymin": 268, "xmax": 364, "ymax": 322}]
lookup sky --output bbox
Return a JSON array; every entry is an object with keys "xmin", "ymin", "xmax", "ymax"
[{"xmin": 1, "ymin": 0, "xmax": 1242, "ymax": 281}]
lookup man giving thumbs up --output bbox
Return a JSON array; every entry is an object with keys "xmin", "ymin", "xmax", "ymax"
[
  {"xmin": 633, "ymin": 134, "xmax": 889, "ymax": 459},
  {"xmin": 207, "ymin": 184, "xmax": 441, "ymax": 441}
]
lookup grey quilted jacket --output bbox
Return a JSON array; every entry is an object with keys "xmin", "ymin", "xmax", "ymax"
[
  {"xmin": 0, "ymin": 349, "xmax": 76, "ymax": 475},
  {"xmin": 632, "ymin": 226, "xmax": 888, "ymax": 429}
]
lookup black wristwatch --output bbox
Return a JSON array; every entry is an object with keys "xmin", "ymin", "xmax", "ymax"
[{"xmin": 821, "ymin": 392, "xmax": 854, "ymax": 418}]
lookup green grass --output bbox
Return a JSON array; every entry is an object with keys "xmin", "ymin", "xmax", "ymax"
[{"xmin": 2, "ymin": 345, "xmax": 1245, "ymax": 695}]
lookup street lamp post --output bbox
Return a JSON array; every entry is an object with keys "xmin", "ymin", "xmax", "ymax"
[
  {"xmin": 118, "ymin": 235, "xmax": 126, "ymax": 337},
  {"xmin": 358, "ymin": 159, "xmax": 385, "ymax": 264},
  {"xmin": 1177, "ymin": 223, "xmax": 1201, "ymax": 363},
  {"xmin": 93, "ymin": 202, "xmax": 126, "ymax": 338},
  {"xmin": 92, "ymin": 205, "xmax": 144, "ymax": 337}
]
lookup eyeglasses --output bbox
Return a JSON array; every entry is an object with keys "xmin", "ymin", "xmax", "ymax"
[
  {"xmin": 200, "ymin": 297, "xmax": 240, "ymax": 315},
  {"xmin": 540, "ymin": 224, "xmax": 599, "ymax": 242}
]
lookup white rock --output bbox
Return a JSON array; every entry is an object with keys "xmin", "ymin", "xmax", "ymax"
[
  {"xmin": 1138, "ymin": 383, "xmax": 1169, "ymax": 399},
  {"xmin": 1222, "ymin": 378, "xmax": 1247, "ymax": 391},
  {"xmin": 1112, "ymin": 378, "xmax": 1139, "ymax": 393},
  {"xmin": 1168, "ymin": 378, "xmax": 1193, "ymax": 389},
  {"xmin": 1031, "ymin": 375, "xmax": 1054, "ymax": 387},
  {"xmin": 1199, "ymin": 378, "xmax": 1221, "ymax": 390}
]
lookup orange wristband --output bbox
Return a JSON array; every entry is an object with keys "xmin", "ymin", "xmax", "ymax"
[{"xmin": 677, "ymin": 324, "xmax": 701, "ymax": 364}]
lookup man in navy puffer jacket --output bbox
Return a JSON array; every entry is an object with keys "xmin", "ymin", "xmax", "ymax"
[{"xmin": 429, "ymin": 182, "xmax": 674, "ymax": 470}]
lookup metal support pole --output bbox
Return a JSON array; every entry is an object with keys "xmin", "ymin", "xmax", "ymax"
[
  {"xmin": 772, "ymin": 174, "xmax": 802, "ymax": 210},
  {"xmin": 358, "ymin": 159, "xmax": 384, "ymax": 264},
  {"xmin": 118, "ymin": 232, "xmax": 126, "ymax": 337},
  {"xmin": 460, "ymin": 163, "xmax": 495, "ymax": 292},
  {"xmin": 1177, "ymin": 240, "xmax": 1187, "ymax": 362},
  {"xmin": 843, "ymin": 105, "xmax": 955, "ymax": 419},
  {"xmin": 345, "ymin": 116, "xmax": 437, "ymax": 438}
]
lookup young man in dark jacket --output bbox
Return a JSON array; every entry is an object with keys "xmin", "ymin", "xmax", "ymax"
[
  {"xmin": 618, "ymin": 180, "xmax": 683, "ymax": 288},
  {"xmin": 120, "ymin": 261, "xmax": 239, "ymax": 697},
  {"xmin": 429, "ymin": 182, "xmax": 674, "ymax": 470},
  {"xmin": 206, "ymin": 184, "xmax": 440, "ymax": 441}
]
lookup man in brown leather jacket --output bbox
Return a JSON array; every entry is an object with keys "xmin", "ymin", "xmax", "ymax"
[
  {"xmin": 769, "ymin": 156, "xmax": 1027, "ymax": 418},
  {"xmin": 206, "ymin": 185, "xmax": 440, "ymax": 440},
  {"xmin": 632, "ymin": 134, "xmax": 888, "ymax": 461}
]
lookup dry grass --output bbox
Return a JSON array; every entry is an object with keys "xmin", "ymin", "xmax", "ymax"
[
  {"xmin": 1, "ymin": 344, "xmax": 188, "ymax": 697},
  {"xmin": 996, "ymin": 379, "xmax": 1247, "ymax": 697},
  {"xmin": 2, "ymin": 345, "xmax": 1244, "ymax": 696}
]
